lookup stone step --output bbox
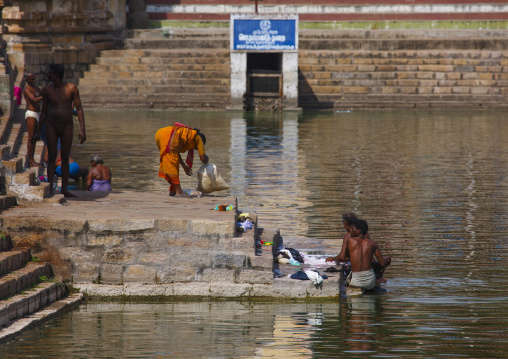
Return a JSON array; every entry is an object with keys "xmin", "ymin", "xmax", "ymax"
[
  {"xmin": 299, "ymin": 38, "xmax": 508, "ymax": 51},
  {"xmin": 0, "ymin": 233, "xmax": 13, "ymax": 252},
  {"xmin": 0, "ymin": 248, "xmax": 31, "ymax": 276},
  {"xmin": 79, "ymin": 84, "xmax": 230, "ymax": 95},
  {"xmin": 81, "ymin": 92, "xmax": 230, "ymax": 104},
  {"xmin": 0, "ymin": 262, "xmax": 53, "ymax": 300},
  {"xmin": 6, "ymin": 122, "xmax": 24, "ymax": 159},
  {"xmin": 299, "ymin": 29, "xmax": 508, "ymax": 41},
  {"xmin": 297, "ymin": 95, "xmax": 507, "ymax": 110},
  {"xmin": 0, "ymin": 196, "xmax": 17, "ymax": 214},
  {"xmin": 6, "ymin": 181, "xmax": 50, "ymax": 202},
  {"xmin": 83, "ymin": 97, "xmax": 230, "ymax": 110},
  {"xmin": 123, "ymin": 28, "xmax": 229, "ymax": 39},
  {"xmin": 118, "ymin": 38, "xmax": 229, "ymax": 50},
  {"xmin": 79, "ymin": 77, "xmax": 230, "ymax": 87},
  {"xmin": 2, "ymin": 158, "xmax": 23, "ymax": 174},
  {"xmin": 298, "ymin": 55, "xmax": 504, "ymax": 66},
  {"xmin": 0, "ymin": 281, "xmax": 68, "ymax": 330},
  {"xmin": 0, "ymin": 145, "xmax": 11, "ymax": 160},
  {"xmin": 83, "ymin": 70, "xmax": 230, "ymax": 80},
  {"xmin": 0, "ymin": 292, "xmax": 83, "ymax": 344},
  {"xmin": 99, "ymin": 48, "xmax": 230, "ymax": 58},
  {"xmin": 89, "ymin": 62, "xmax": 230, "ymax": 72},
  {"xmin": 18, "ymin": 131, "xmax": 46, "ymax": 171}
]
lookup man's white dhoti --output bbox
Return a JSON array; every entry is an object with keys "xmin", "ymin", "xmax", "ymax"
[
  {"xmin": 348, "ymin": 269, "xmax": 376, "ymax": 290},
  {"xmin": 25, "ymin": 110, "xmax": 40, "ymax": 121}
]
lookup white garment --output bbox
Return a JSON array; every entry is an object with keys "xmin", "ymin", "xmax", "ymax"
[
  {"xmin": 25, "ymin": 110, "xmax": 40, "ymax": 121},
  {"xmin": 305, "ymin": 270, "xmax": 323, "ymax": 285},
  {"xmin": 349, "ymin": 269, "xmax": 376, "ymax": 290}
]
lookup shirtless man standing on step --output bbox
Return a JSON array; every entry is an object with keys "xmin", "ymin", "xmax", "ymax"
[
  {"xmin": 23, "ymin": 73, "xmax": 43, "ymax": 168},
  {"xmin": 33, "ymin": 64, "xmax": 86, "ymax": 197}
]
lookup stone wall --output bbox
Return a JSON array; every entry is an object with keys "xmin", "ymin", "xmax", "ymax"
[{"xmin": 1, "ymin": 0, "xmax": 127, "ymax": 88}]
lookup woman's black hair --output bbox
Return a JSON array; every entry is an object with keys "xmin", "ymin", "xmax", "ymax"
[{"xmin": 194, "ymin": 128, "xmax": 206, "ymax": 145}]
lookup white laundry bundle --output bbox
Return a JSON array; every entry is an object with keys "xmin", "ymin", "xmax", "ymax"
[{"xmin": 197, "ymin": 163, "xmax": 230, "ymax": 193}]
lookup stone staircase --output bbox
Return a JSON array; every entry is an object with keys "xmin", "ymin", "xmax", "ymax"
[
  {"xmin": 0, "ymin": 106, "xmax": 50, "ymax": 207},
  {"xmin": 77, "ymin": 27, "xmax": 508, "ymax": 110},
  {"xmin": 79, "ymin": 29, "xmax": 231, "ymax": 109},
  {"xmin": 0, "ymin": 232, "xmax": 83, "ymax": 343},
  {"xmin": 298, "ymin": 29, "xmax": 508, "ymax": 110}
]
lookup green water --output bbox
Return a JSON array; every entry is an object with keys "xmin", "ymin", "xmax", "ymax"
[{"xmin": 1, "ymin": 109, "xmax": 507, "ymax": 357}]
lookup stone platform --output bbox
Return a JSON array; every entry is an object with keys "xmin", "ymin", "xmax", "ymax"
[{"xmin": 0, "ymin": 191, "xmax": 345, "ymax": 300}]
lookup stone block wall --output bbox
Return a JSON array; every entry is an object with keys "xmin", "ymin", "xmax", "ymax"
[
  {"xmin": 2, "ymin": 0, "xmax": 127, "ymax": 88},
  {"xmin": 3, "ymin": 214, "xmax": 273, "ymax": 286}
]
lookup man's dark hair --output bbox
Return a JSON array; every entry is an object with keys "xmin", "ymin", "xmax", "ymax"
[
  {"xmin": 351, "ymin": 218, "xmax": 368, "ymax": 235},
  {"xmin": 194, "ymin": 128, "xmax": 206, "ymax": 145},
  {"xmin": 342, "ymin": 212, "xmax": 357, "ymax": 226},
  {"xmin": 49, "ymin": 64, "xmax": 64, "ymax": 80}
]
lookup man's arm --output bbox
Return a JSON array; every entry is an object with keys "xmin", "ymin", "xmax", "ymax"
[
  {"xmin": 373, "ymin": 242, "xmax": 389, "ymax": 267},
  {"xmin": 326, "ymin": 236, "xmax": 349, "ymax": 263},
  {"xmin": 32, "ymin": 87, "xmax": 48, "ymax": 140},
  {"xmin": 23, "ymin": 88, "xmax": 42, "ymax": 104},
  {"xmin": 72, "ymin": 85, "xmax": 86, "ymax": 144}
]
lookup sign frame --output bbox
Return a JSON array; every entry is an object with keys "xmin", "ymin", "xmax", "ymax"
[{"xmin": 230, "ymin": 14, "xmax": 299, "ymax": 53}]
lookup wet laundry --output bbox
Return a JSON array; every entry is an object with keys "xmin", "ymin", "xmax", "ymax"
[{"xmin": 290, "ymin": 270, "xmax": 328, "ymax": 284}]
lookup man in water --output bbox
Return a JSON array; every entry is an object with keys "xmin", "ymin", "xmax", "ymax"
[
  {"xmin": 87, "ymin": 154, "xmax": 112, "ymax": 191},
  {"xmin": 22, "ymin": 73, "xmax": 43, "ymax": 168},
  {"xmin": 326, "ymin": 218, "xmax": 391, "ymax": 291},
  {"xmin": 33, "ymin": 64, "xmax": 86, "ymax": 197}
]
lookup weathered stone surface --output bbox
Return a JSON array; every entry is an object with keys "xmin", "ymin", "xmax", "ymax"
[
  {"xmin": 87, "ymin": 234, "xmax": 124, "ymax": 248},
  {"xmin": 103, "ymin": 248, "xmax": 134, "ymax": 264},
  {"xmin": 123, "ymin": 265, "xmax": 156, "ymax": 283},
  {"xmin": 237, "ymin": 269, "xmax": 273, "ymax": 285},
  {"xmin": 200, "ymin": 268, "xmax": 235, "ymax": 283},
  {"xmin": 88, "ymin": 219, "xmax": 155, "ymax": 232},
  {"xmin": 157, "ymin": 268, "xmax": 196, "ymax": 283},
  {"xmin": 100, "ymin": 264, "xmax": 124, "ymax": 284},
  {"xmin": 73, "ymin": 263, "xmax": 100, "ymax": 283}
]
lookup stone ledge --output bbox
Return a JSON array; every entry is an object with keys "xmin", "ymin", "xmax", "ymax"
[{"xmin": 75, "ymin": 275, "xmax": 349, "ymax": 299}]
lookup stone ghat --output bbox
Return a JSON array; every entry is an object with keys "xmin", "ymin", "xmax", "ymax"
[{"xmin": 0, "ymin": 191, "xmax": 345, "ymax": 299}]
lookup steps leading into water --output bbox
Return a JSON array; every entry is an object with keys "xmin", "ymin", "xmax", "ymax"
[
  {"xmin": 80, "ymin": 29, "xmax": 231, "ymax": 110},
  {"xmin": 78, "ymin": 27, "xmax": 508, "ymax": 110},
  {"xmin": 0, "ymin": 106, "xmax": 49, "ymax": 204},
  {"xmin": 0, "ymin": 234, "xmax": 83, "ymax": 344}
]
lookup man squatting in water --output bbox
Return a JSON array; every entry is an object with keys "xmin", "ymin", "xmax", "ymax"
[{"xmin": 327, "ymin": 216, "xmax": 391, "ymax": 291}]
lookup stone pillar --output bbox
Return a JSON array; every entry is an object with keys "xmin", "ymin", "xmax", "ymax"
[
  {"xmin": 127, "ymin": 0, "xmax": 149, "ymax": 29},
  {"xmin": 230, "ymin": 52, "xmax": 247, "ymax": 110}
]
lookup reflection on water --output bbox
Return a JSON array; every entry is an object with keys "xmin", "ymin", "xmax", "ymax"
[
  {"xmin": 2, "ymin": 110, "xmax": 507, "ymax": 357},
  {"xmin": 1, "ymin": 297, "xmax": 506, "ymax": 358}
]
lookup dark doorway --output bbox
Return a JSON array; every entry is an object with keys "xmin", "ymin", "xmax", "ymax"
[{"xmin": 246, "ymin": 53, "xmax": 283, "ymax": 111}]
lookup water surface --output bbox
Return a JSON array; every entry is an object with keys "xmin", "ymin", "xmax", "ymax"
[{"xmin": 1, "ymin": 109, "xmax": 507, "ymax": 357}]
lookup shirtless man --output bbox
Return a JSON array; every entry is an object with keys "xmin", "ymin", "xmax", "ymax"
[
  {"xmin": 22, "ymin": 73, "xmax": 43, "ymax": 167},
  {"xmin": 33, "ymin": 64, "xmax": 86, "ymax": 197},
  {"xmin": 87, "ymin": 154, "xmax": 112, "ymax": 191},
  {"xmin": 326, "ymin": 218, "xmax": 391, "ymax": 291}
]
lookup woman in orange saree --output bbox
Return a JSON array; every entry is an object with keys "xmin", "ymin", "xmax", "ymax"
[{"xmin": 155, "ymin": 123, "xmax": 209, "ymax": 197}]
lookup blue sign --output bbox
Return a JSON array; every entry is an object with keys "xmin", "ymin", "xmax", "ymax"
[{"xmin": 233, "ymin": 19, "xmax": 297, "ymax": 51}]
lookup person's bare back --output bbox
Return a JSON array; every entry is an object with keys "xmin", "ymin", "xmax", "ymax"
[{"xmin": 346, "ymin": 234, "xmax": 384, "ymax": 272}]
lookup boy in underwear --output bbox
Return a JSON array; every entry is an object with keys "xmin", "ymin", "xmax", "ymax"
[
  {"xmin": 33, "ymin": 64, "xmax": 86, "ymax": 197},
  {"xmin": 327, "ymin": 218, "xmax": 391, "ymax": 291},
  {"xmin": 22, "ymin": 73, "xmax": 43, "ymax": 168}
]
